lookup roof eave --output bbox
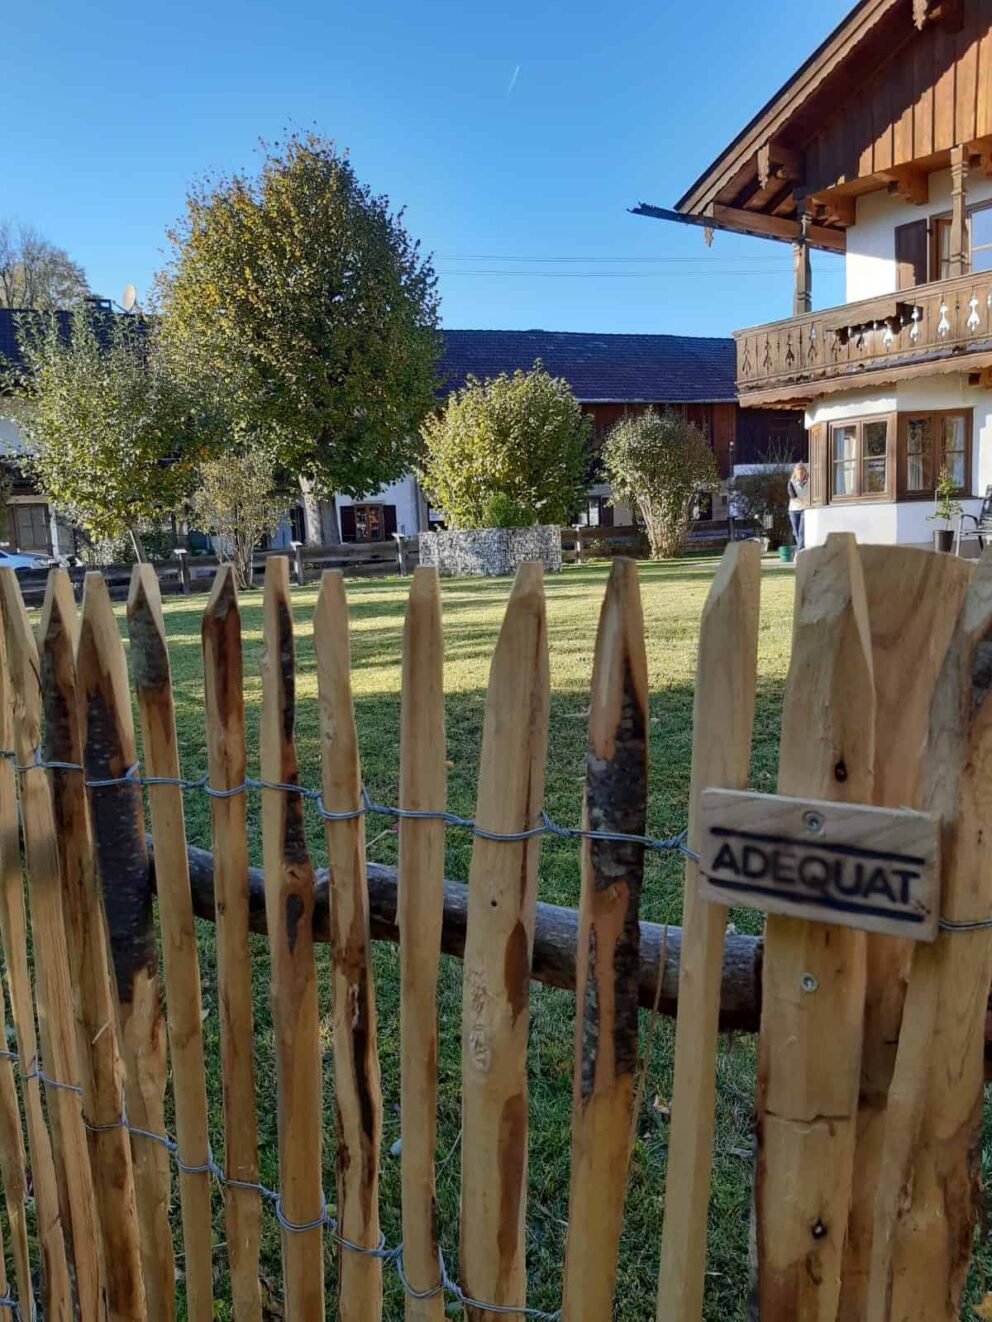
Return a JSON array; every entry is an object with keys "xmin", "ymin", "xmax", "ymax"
[{"xmin": 674, "ymin": 0, "xmax": 898, "ymax": 217}]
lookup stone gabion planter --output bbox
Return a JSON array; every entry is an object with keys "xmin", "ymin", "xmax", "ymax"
[{"xmin": 419, "ymin": 525, "xmax": 563, "ymax": 577}]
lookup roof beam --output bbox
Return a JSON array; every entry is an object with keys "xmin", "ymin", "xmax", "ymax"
[
  {"xmin": 806, "ymin": 192, "xmax": 857, "ymax": 226},
  {"xmin": 968, "ymin": 136, "xmax": 992, "ymax": 179},
  {"xmin": 880, "ymin": 166, "xmax": 930, "ymax": 204},
  {"xmin": 757, "ymin": 142, "xmax": 803, "ymax": 189},
  {"xmin": 630, "ymin": 203, "xmax": 846, "ymax": 253},
  {"xmin": 914, "ymin": 0, "xmax": 963, "ymax": 30}
]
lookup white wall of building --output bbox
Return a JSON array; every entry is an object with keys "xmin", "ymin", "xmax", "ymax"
[
  {"xmin": 804, "ymin": 375, "xmax": 992, "ymax": 548},
  {"xmin": 846, "ymin": 169, "xmax": 992, "ymax": 302},
  {"xmin": 336, "ymin": 475, "xmax": 424, "ymax": 536}
]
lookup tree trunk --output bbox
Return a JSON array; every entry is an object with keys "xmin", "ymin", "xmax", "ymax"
[{"xmin": 298, "ymin": 475, "xmax": 322, "ymax": 545}]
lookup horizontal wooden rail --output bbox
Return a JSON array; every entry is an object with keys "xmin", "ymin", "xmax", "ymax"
[
  {"xmin": 154, "ymin": 838, "xmax": 992, "ymax": 1075},
  {"xmin": 154, "ymin": 837, "xmax": 760, "ymax": 1031}
]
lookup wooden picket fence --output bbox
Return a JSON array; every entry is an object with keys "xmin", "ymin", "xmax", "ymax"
[{"xmin": 0, "ymin": 537, "xmax": 989, "ymax": 1320}]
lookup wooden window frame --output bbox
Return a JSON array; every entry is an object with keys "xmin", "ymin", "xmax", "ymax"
[
  {"xmin": 897, "ymin": 408, "xmax": 973, "ymax": 500},
  {"xmin": 825, "ymin": 413, "xmax": 896, "ymax": 504},
  {"xmin": 969, "ymin": 199, "xmax": 992, "ymax": 273},
  {"xmin": 930, "ymin": 212, "xmax": 952, "ymax": 283}
]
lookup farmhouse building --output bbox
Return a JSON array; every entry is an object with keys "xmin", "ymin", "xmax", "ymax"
[
  {"xmin": 0, "ymin": 311, "xmax": 803, "ymax": 552},
  {"xmin": 643, "ymin": 0, "xmax": 992, "ymax": 549},
  {"xmin": 337, "ymin": 328, "xmax": 803, "ymax": 540}
]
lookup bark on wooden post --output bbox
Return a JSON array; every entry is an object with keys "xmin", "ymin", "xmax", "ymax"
[
  {"xmin": 839, "ymin": 547, "xmax": 970, "ymax": 1314},
  {"xmin": 0, "ymin": 971, "xmax": 32, "ymax": 1318},
  {"xmin": 868, "ymin": 548, "xmax": 992, "ymax": 1319},
  {"xmin": 459, "ymin": 563, "xmax": 549, "ymax": 1321},
  {"xmin": 755, "ymin": 533, "xmax": 874, "ymax": 1320},
  {"xmin": 561, "ymin": 558, "xmax": 649, "ymax": 1321},
  {"xmin": 314, "ymin": 571, "xmax": 383, "ymax": 1320},
  {"xmin": 127, "ymin": 566, "xmax": 214, "ymax": 1321},
  {"xmin": 656, "ymin": 540, "xmax": 761, "ymax": 1322},
  {"xmin": 259, "ymin": 556, "xmax": 325, "ymax": 1318},
  {"xmin": 40, "ymin": 568, "xmax": 147, "ymax": 1322},
  {"xmin": 0, "ymin": 592, "xmax": 70, "ymax": 1318},
  {"xmin": 201, "ymin": 567, "xmax": 261, "ymax": 1322},
  {"xmin": 76, "ymin": 570, "xmax": 175, "ymax": 1322},
  {"xmin": 397, "ymin": 567, "xmax": 446, "ymax": 1320},
  {"xmin": 0, "ymin": 569, "xmax": 104, "ymax": 1322}
]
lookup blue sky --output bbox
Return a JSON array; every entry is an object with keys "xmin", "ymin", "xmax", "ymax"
[{"xmin": 9, "ymin": 0, "xmax": 852, "ymax": 337}]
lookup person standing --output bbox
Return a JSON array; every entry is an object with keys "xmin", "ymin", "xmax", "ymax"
[{"xmin": 787, "ymin": 462, "xmax": 809, "ymax": 553}]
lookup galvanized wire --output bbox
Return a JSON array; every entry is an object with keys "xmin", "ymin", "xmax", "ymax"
[
  {"xmin": 2, "ymin": 1045, "xmax": 561, "ymax": 1319},
  {"xmin": 0, "ymin": 745, "xmax": 697, "ymax": 862}
]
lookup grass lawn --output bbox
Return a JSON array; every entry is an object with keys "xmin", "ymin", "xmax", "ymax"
[{"xmin": 98, "ymin": 555, "xmax": 991, "ymax": 1317}]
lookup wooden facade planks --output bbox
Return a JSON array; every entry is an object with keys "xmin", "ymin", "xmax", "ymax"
[{"xmin": 680, "ymin": 0, "xmax": 992, "ymax": 234}]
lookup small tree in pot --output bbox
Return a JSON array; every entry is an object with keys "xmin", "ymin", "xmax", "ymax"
[
  {"xmin": 603, "ymin": 408, "xmax": 718, "ymax": 558},
  {"xmin": 927, "ymin": 467, "xmax": 963, "ymax": 553}
]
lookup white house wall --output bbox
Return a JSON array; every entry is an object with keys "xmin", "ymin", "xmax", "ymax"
[
  {"xmin": 336, "ymin": 475, "xmax": 424, "ymax": 536},
  {"xmin": 846, "ymin": 169, "xmax": 992, "ymax": 302},
  {"xmin": 804, "ymin": 376, "xmax": 992, "ymax": 548}
]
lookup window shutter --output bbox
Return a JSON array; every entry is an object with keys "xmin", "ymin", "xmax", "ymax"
[
  {"xmin": 382, "ymin": 505, "xmax": 398, "ymax": 537},
  {"xmin": 339, "ymin": 505, "xmax": 357, "ymax": 542},
  {"xmin": 895, "ymin": 220, "xmax": 928, "ymax": 290},
  {"xmin": 808, "ymin": 425, "xmax": 826, "ymax": 506}
]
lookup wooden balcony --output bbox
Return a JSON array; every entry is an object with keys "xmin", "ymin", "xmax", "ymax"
[{"xmin": 735, "ymin": 270, "xmax": 992, "ymax": 407}]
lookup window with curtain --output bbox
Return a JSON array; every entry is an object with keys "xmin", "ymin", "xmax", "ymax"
[
  {"xmin": 900, "ymin": 410, "xmax": 971, "ymax": 495},
  {"xmin": 827, "ymin": 417, "xmax": 892, "ymax": 500},
  {"xmin": 905, "ymin": 416, "xmax": 933, "ymax": 493}
]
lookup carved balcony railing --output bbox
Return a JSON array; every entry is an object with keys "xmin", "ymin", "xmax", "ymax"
[{"xmin": 734, "ymin": 270, "xmax": 992, "ymax": 404}]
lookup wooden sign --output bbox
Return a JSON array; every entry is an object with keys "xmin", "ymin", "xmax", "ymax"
[{"xmin": 698, "ymin": 788, "xmax": 940, "ymax": 941}]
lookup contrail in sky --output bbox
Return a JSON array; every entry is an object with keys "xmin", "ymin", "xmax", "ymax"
[{"xmin": 507, "ymin": 65, "xmax": 520, "ymax": 95}]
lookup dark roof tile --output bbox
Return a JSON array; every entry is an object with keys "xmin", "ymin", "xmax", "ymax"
[
  {"xmin": 439, "ymin": 328, "xmax": 735, "ymax": 403},
  {"xmin": 0, "ymin": 310, "xmax": 736, "ymax": 404}
]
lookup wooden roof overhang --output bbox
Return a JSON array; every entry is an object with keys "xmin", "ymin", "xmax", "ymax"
[{"xmin": 634, "ymin": 0, "xmax": 992, "ymax": 255}]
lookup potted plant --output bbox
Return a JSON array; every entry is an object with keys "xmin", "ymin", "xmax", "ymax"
[{"xmin": 927, "ymin": 468, "xmax": 963, "ymax": 553}]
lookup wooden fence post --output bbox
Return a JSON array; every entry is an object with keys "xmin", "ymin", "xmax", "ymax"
[
  {"xmin": 755, "ymin": 532, "xmax": 874, "ymax": 1319},
  {"xmin": 656, "ymin": 540, "xmax": 761, "ymax": 1321},
  {"xmin": 561, "ymin": 557, "xmax": 650, "ymax": 1321},
  {"xmin": 314, "ymin": 571, "xmax": 384, "ymax": 1320},
  {"xmin": 867, "ymin": 548, "xmax": 992, "ymax": 1319},
  {"xmin": 76, "ymin": 571, "xmax": 175, "ymax": 1322},
  {"xmin": 290, "ymin": 541, "xmax": 305, "ymax": 587},
  {"xmin": 127, "ymin": 566, "xmax": 214, "ymax": 1320},
  {"xmin": 259, "ymin": 556, "xmax": 325, "ymax": 1319},
  {"xmin": 0, "ymin": 588, "xmax": 70, "ymax": 1318},
  {"xmin": 397, "ymin": 567, "xmax": 446, "ymax": 1320},
  {"xmin": 0, "ymin": 972, "xmax": 32, "ymax": 1319},
  {"xmin": 838, "ymin": 547, "xmax": 971, "ymax": 1314},
  {"xmin": 0, "ymin": 569, "xmax": 104, "ymax": 1321},
  {"xmin": 40, "ymin": 568, "xmax": 147, "ymax": 1321},
  {"xmin": 459, "ymin": 562, "xmax": 549, "ymax": 1320},
  {"xmin": 202, "ymin": 567, "xmax": 261, "ymax": 1322},
  {"xmin": 175, "ymin": 548, "xmax": 191, "ymax": 596},
  {"xmin": 393, "ymin": 533, "xmax": 408, "ymax": 576}
]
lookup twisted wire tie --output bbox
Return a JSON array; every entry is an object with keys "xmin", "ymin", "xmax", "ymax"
[
  {"xmin": 8, "ymin": 743, "xmax": 988, "ymax": 926},
  {"xmin": 0, "ymin": 746, "xmax": 697, "ymax": 861}
]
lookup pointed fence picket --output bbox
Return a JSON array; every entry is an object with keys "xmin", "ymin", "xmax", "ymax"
[
  {"xmin": 201, "ymin": 567, "xmax": 262, "ymax": 1322},
  {"xmin": 0, "ymin": 546, "xmax": 987, "ymax": 1321}
]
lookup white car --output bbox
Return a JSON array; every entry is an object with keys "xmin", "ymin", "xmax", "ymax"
[{"xmin": 0, "ymin": 547, "xmax": 57, "ymax": 574}]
